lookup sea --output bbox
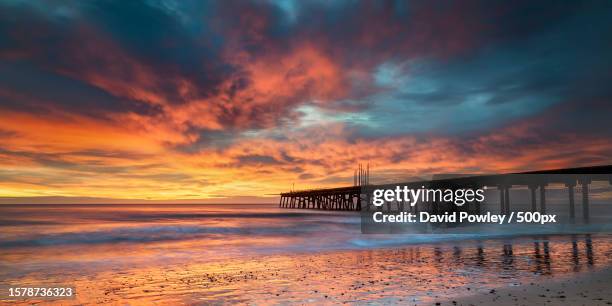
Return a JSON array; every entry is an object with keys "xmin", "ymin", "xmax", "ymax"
[{"xmin": 1, "ymin": 204, "xmax": 611, "ymax": 304}]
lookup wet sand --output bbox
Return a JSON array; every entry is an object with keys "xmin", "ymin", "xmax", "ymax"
[
  {"xmin": 444, "ymin": 267, "xmax": 612, "ymax": 306},
  {"xmin": 2, "ymin": 205, "xmax": 612, "ymax": 305},
  {"xmin": 3, "ymin": 235, "xmax": 612, "ymax": 305}
]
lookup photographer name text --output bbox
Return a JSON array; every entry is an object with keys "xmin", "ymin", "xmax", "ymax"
[{"xmin": 373, "ymin": 211, "xmax": 557, "ymax": 225}]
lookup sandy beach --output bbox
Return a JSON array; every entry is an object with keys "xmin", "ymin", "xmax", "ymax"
[
  {"xmin": 2, "ymin": 205, "xmax": 612, "ymax": 305},
  {"xmin": 445, "ymin": 267, "xmax": 612, "ymax": 306},
  {"xmin": 5, "ymin": 246, "xmax": 612, "ymax": 305}
]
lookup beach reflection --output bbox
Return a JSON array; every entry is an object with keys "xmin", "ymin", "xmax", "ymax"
[
  {"xmin": 2, "ymin": 234, "xmax": 611, "ymax": 305},
  {"xmin": 1, "ymin": 205, "xmax": 612, "ymax": 304}
]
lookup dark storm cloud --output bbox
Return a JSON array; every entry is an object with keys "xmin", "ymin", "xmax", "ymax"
[
  {"xmin": 175, "ymin": 129, "xmax": 238, "ymax": 153},
  {"xmin": 0, "ymin": 0, "xmax": 232, "ymax": 113},
  {"xmin": 0, "ymin": 2, "xmax": 463, "ymax": 111},
  {"xmin": 0, "ymin": 61, "xmax": 161, "ymax": 117},
  {"xmin": 0, "ymin": 0, "xmax": 611, "ymax": 144},
  {"xmin": 78, "ymin": 0, "xmax": 233, "ymax": 102},
  {"xmin": 343, "ymin": 0, "xmax": 612, "ymax": 140},
  {"xmin": 237, "ymin": 154, "xmax": 284, "ymax": 166}
]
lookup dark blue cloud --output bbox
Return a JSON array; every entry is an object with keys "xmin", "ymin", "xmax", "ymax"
[
  {"xmin": 329, "ymin": 0, "xmax": 612, "ymax": 138},
  {"xmin": 0, "ymin": 0, "xmax": 610, "ymax": 144},
  {"xmin": 0, "ymin": 61, "xmax": 161, "ymax": 117},
  {"xmin": 79, "ymin": 0, "xmax": 232, "ymax": 102}
]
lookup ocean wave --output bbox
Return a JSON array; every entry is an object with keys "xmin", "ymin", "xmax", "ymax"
[{"xmin": 0, "ymin": 219, "xmax": 356, "ymax": 248}]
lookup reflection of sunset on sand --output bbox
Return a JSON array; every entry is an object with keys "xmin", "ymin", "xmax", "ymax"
[
  {"xmin": 6, "ymin": 237, "xmax": 612, "ymax": 304},
  {"xmin": 1, "ymin": 205, "xmax": 611, "ymax": 304}
]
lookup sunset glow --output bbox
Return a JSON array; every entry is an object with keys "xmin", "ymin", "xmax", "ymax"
[{"xmin": 1, "ymin": 1, "xmax": 611, "ymax": 202}]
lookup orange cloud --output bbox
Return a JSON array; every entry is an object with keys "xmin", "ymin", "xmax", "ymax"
[{"xmin": 1, "ymin": 107, "xmax": 611, "ymax": 201}]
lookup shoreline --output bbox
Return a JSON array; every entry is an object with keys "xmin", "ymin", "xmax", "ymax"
[
  {"xmin": 4, "ymin": 235, "xmax": 611, "ymax": 305},
  {"xmin": 441, "ymin": 267, "xmax": 612, "ymax": 306},
  {"xmin": 2, "ymin": 204, "xmax": 611, "ymax": 305}
]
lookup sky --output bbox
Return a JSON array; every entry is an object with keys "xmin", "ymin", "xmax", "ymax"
[{"xmin": 0, "ymin": 0, "xmax": 611, "ymax": 203}]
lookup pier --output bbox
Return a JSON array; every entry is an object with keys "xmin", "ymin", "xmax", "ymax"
[
  {"xmin": 279, "ymin": 186, "xmax": 363, "ymax": 210},
  {"xmin": 279, "ymin": 165, "xmax": 612, "ymax": 220}
]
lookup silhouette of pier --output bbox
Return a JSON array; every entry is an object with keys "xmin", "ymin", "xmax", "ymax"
[{"xmin": 279, "ymin": 165, "xmax": 612, "ymax": 221}]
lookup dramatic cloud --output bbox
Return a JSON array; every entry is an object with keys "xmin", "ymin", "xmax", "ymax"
[{"xmin": 0, "ymin": 0, "xmax": 611, "ymax": 201}]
